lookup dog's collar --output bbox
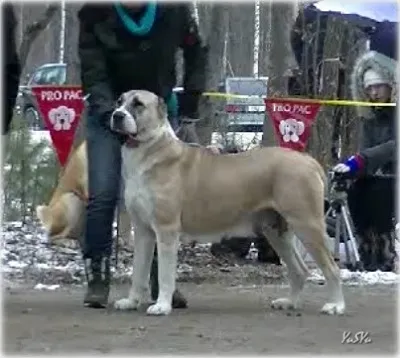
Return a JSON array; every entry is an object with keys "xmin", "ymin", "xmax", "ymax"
[{"xmin": 124, "ymin": 136, "xmax": 141, "ymax": 148}]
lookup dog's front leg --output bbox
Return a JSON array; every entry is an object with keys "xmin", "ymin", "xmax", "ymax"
[
  {"xmin": 146, "ymin": 229, "xmax": 179, "ymax": 316},
  {"xmin": 114, "ymin": 222, "xmax": 156, "ymax": 311}
]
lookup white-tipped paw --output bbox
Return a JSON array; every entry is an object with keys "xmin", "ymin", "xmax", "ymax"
[
  {"xmin": 271, "ymin": 297, "xmax": 297, "ymax": 310},
  {"xmin": 320, "ymin": 302, "xmax": 345, "ymax": 315},
  {"xmin": 146, "ymin": 302, "xmax": 172, "ymax": 316},
  {"xmin": 114, "ymin": 297, "xmax": 139, "ymax": 311}
]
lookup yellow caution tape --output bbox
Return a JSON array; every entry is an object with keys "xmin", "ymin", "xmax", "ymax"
[{"xmin": 202, "ymin": 91, "xmax": 396, "ymax": 107}]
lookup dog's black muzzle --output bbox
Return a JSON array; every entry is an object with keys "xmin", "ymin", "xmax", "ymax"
[{"xmin": 110, "ymin": 110, "xmax": 126, "ymax": 133}]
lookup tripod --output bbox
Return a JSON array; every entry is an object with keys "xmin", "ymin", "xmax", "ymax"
[{"xmin": 325, "ymin": 177, "xmax": 363, "ymax": 271}]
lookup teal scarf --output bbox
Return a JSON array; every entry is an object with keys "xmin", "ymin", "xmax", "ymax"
[
  {"xmin": 113, "ymin": 2, "xmax": 178, "ymax": 123},
  {"xmin": 114, "ymin": 2, "xmax": 157, "ymax": 36},
  {"xmin": 166, "ymin": 92, "xmax": 178, "ymax": 120}
]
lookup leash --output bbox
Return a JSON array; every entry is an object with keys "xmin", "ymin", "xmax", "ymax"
[
  {"xmin": 115, "ymin": 204, "xmax": 120, "ymax": 268},
  {"xmin": 70, "ymin": 189, "xmax": 88, "ymax": 203}
]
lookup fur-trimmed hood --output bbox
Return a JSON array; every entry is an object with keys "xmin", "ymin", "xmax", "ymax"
[{"xmin": 350, "ymin": 50, "xmax": 397, "ymax": 119}]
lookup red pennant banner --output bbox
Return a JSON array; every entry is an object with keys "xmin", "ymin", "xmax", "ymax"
[
  {"xmin": 32, "ymin": 86, "xmax": 85, "ymax": 166},
  {"xmin": 264, "ymin": 99, "xmax": 321, "ymax": 151}
]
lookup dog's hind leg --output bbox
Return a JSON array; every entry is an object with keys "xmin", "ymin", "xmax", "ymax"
[
  {"xmin": 260, "ymin": 211, "xmax": 309, "ymax": 310},
  {"xmin": 291, "ymin": 217, "xmax": 345, "ymax": 315},
  {"xmin": 114, "ymin": 221, "xmax": 156, "ymax": 311},
  {"xmin": 146, "ymin": 228, "xmax": 180, "ymax": 316}
]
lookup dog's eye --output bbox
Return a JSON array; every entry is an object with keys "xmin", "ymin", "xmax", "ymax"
[
  {"xmin": 116, "ymin": 96, "xmax": 124, "ymax": 107},
  {"xmin": 133, "ymin": 97, "xmax": 144, "ymax": 108}
]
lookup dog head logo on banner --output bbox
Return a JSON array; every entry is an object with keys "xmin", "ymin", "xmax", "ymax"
[
  {"xmin": 264, "ymin": 99, "xmax": 321, "ymax": 151},
  {"xmin": 33, "ymin": 86, "xmax": 84, "ymax": 166}
]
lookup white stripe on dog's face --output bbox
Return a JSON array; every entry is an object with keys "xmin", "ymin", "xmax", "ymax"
[{"xmin": 111, "ymin": 105, "xmax": 138, "ymax": 135}]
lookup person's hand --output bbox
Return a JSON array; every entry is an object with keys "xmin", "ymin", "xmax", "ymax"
[
  {"xmin": 176, "ymin": 117, "xmax": 200, "ymax": 144},
  {"xmin": 333, "ymin": 155, "xmax": 364, "ymax": 175},
  {"xmin": 333, "ymin": 163, "xmax": 351, "ymax": 173}
]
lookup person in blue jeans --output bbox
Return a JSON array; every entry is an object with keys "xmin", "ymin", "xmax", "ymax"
[{"xmin": 78, "ymin": 2, "xmax": 208, "ymax": 308}]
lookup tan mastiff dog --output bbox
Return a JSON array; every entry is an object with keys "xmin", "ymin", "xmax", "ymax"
[
  {"xmin": 111, "ymin": 90, "xmax": 345, "ymax": 317},
  {"xmin": 36, "ymin": 141, "xmax": 133, "ymax": 248}
]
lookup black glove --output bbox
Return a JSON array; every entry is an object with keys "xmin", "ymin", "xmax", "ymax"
[{"xmin": 176, "ymin": 119, "xmax": 200, "ymax": 144}]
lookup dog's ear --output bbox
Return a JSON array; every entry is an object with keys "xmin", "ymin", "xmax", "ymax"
[{"xmin": 157, "ymin": 96, "xmax": 168, "ymax": 119}]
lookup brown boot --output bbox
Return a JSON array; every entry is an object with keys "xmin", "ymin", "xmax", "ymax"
[{"xmin": 83, "ymin": 256, "xmax": 111, "ymax": 309}]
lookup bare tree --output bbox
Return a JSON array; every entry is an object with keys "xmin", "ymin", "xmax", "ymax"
[
  {"xmin": 63, "ymin": 3, "xmax": 86, "ymax": 151},
  {"xmin": 259, "ymin": 1, "xmax": 297, "ymax": 146},
  {"xmin": 296, "ymin": 11, "xmax": 368, "ymax": 168},
  {"xmin": 18, "ymin": 4, "xmax": 59, "ymax": 70},
  {"xmin": 196, "ymin": 3, "xmax": 229, "ymax": 145},
  {"xmin": 226, "ymin": 3, "xmax": 255, "ymax": 77},
  {"xmin": 64, "ymin": 3, "xmax": 81, "ymax": 84}
]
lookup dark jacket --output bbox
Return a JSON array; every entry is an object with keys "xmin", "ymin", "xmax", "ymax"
[
  {"xmin": 3, "ymin": 4, "xmax": 21, "ymax": 135},
  {"xmin": 359, "ymin": 108, "xmax": 396, "ymax": 174},
  {"xmin": 350, "ymin": 50, "xmax": 397, "ymax": 175},
  {"xmin": 78, "ymin": 3, "xmax": 208, "ymax": 122}
]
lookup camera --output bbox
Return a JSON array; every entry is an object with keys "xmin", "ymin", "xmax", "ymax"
[{"xmin": 329, "ymin": 171, "xmax": 354, "ymax": 193}]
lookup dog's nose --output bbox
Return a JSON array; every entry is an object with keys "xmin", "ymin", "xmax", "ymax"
[{"xmin": 112, "ymin": 111, "xmax": 125, "ymax": 124}]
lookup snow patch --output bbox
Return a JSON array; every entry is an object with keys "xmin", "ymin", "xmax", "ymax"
[
  {"xmin": 34, "ymin": 283, "xmax": 60, "ymax": 291},
  {"xmin": 308, "ymin": 268, "xmax": 399, "ymax": 286}
]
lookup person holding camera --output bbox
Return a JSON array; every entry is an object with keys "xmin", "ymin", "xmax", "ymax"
[{"xmin": 333, "ymin": 48, "xmax": 397, "ymax": 271}]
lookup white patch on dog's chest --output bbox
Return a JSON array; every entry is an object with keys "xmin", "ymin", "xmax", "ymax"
[{"xmin": 122, "ymin": 149, "xmax": 155, "ymax": 225}]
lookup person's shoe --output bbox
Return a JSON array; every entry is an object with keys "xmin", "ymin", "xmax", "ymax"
[{"xmin": 83, "ymin": 256, "xmax": 111, "ymax": 309}]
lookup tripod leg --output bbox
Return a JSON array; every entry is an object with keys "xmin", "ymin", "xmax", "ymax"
[
  {"xmin": 334, "ymin": 212, "xmax": 341, "ymax": 263},
  {"xmin": 341, "ymin": 216, "xmax": 352, "ymax": 269},
  {"xmin": 341, "ymin": 205, "xmax": 363, "ymax": 271},
  {"xmin": 325, "ymin": 207, "xmax": 333, "ymax": 219}
]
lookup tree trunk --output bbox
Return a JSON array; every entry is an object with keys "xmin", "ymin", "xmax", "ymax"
[
  {"xmin": 307, "ymin": 16, "xmax": 346, "ymax": 168},
  {"xmin": 18, "ymin": 4, "xmax": 59, "ymax": 69},
  {"xmin": 259, "ymin": 1, "xmax": 297, "ymax": 147},
  {"xmin": 196, "ymin": 3, "xmax": 229, "ymax": 145},
  {"xmin": 64, "ymin": 4, "xmax": 85, "ymax": 152},
  {"xmin": 227, "ymin": 3, "xmax": 255, "ymax": 77}
]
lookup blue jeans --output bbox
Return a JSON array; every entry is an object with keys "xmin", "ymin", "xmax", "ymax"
[{"xmin": 83, "ymin": 116, "xmax": 122, "ymax": 258}]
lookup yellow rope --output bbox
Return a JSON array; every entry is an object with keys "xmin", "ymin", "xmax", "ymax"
[{"xmin": 202, "ymin": 92, "xmax": 396, "ymax": 107}]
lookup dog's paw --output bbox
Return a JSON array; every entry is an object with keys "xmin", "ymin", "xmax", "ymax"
[
  {"xmin": 320, "ymin": 302, "xmax": 345, "ymax": 316},
  {"xmin": 271, "ymin": 297, "xmax": 296, "ymax": 310},
  {"xmin": 114, "ymin": 297, "xmax": 139, "ymax": 311},
  {"xmin": 146, "ymin": 302, "xmax": 172, "ymax": 316}
]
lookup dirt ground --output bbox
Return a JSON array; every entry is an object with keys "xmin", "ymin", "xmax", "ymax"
[{"xmin": 4, "ymin": 281, "xmax": 398, "ymax": 355}]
